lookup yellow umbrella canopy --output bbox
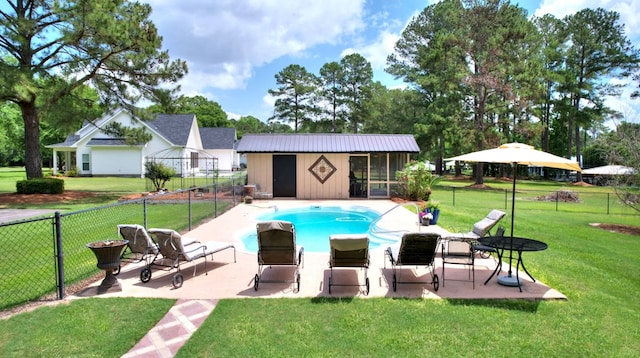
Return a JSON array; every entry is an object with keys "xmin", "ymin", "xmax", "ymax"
[
  {"xmin": 447, "ymin": 142, "xmax": 581, "ymax": 287},
  {"xmin": 447, "ymin": 142, "xmax": 582, "ymax": 171}
]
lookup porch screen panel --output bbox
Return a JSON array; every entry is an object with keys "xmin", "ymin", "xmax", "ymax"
[{"xmin": 369, "ymin": 153, "xmax": 387, "ymax": 181}]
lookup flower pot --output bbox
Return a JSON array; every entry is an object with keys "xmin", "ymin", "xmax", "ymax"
[
  {"xmin": 429, "ymin": 209, "xmax": 440, "ymax": 225},
  {"xmin": 86, "ymin": 240, "xmax": 128, "ymax": 294}
]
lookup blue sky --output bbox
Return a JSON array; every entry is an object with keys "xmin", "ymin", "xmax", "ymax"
[{"xmin": 145, "ymin": 0, "xmax": 640, "ymax": 126}]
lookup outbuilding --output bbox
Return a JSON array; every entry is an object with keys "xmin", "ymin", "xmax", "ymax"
[{"xmin": 236, "ymin": 133, "xmax": 420, "ymax": 199}]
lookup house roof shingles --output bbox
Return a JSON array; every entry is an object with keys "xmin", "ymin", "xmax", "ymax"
[
  {"xmin": 236, "ymin": 134, "xmax": 419, "ymax": 153},
  {"xmin": 200, "ymin": 127, "xmax": 236, "ymax": 150},
  {"xmin": 148, "ymin": 114, "xmax": 196, "ymax": 146}
]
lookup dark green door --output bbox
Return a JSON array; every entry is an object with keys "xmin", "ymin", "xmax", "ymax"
[{"xmin": 273, "ymin": 155, "xmax": 296, "ymax": 197}]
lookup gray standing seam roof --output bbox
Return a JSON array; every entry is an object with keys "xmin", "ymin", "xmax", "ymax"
[{"xmin": 236, "ymin": 134, "xmax": 419, "ymax": 153}]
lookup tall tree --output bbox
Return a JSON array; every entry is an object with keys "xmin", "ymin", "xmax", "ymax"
[
  {"xmin": 318, "ymin": 61, "xmax": 345, "ymax": 132},
  {"xmin": 268, "ymin": 64, "xmax": 318, "ymax": 133},
  {"xmin": 563, "ymin": 8, "xmax": 640, "ymax": 182},
  {"xmin": 0, "ymin": 102, "xmax": 24, "ymax": 166},
  {"xmin": 0, "ymin": 0, "xmax": 187, "ymax": 179},
  {"xmin": 176, "ymin": 95, "xmax": 230, "ymax": 128},
  {"xmin": 230, "ymin": 115, "xmax": 270, "ymax": 138},
  {"xmin": 339, "ymin": 53, "xmax": 373, "ymax": 133},
  {"xmin": 386, "ymin": 0, "xmax": 468, "ymax": 173}
]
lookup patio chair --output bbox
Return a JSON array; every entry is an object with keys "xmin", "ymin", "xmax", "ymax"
[
  {"xmin": 328, "ymin": 234, "xmax": 370, "ymax": 295},
  {"xmin": 117, "ymin": 224, "xmax": 159, "ymax": 262},
  {"xmin": 445, "ymin": 209, "xmax": 506, "ymax": 258},
  {"xmin": 441, "ymin": 238, "xmax": 475, "ymax": 289},
  {"xmin": 254, "ymin": 221, "xmax": 304, "ymax": 292},
  {"xmin": 144, "ymin": 228, "xmax": 236, "ymax": 289},
  {"xmin": 384, "ymin": 232, "xmax": 441, "ymax": 292},
  {"xmin": 472, "ymin": 225, "xmax": 505, "ymax": 260},
  {"xmin": 112, "ymin": 224, "xmax": 159, "ymax": 275}
]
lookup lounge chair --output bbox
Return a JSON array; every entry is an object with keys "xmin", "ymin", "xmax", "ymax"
[
  {"xmin": 328, "ymin": 234, "xmax": 370, "ymax": 295},
  {"xmin": 117, "ymin": 224, "xmax": 159, "ymax": 263},
  {"xmin": 144, "ymin": 228, "xmax": 236, "ymax": 288},
  {"xmin": 445, "ymin": 209, "xmax": 506, "ymax": 258},
  {"xmin": 384, "ymin": 233, "xmax": 441, "ymax": 292},
  {"xmin": 254, "ymin": 221, "xmax": 304, "ymax": 292},
  {"xmin": 112, "ymin": 224, "xmax": 159, "ymax": 275}
]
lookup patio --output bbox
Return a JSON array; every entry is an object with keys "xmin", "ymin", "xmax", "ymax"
[{"xmin": 76, "ymin": 200, "xmax": 565, "ymax": 301}]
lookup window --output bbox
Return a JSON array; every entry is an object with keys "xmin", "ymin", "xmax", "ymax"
[
  {"xmin": 190, "ymin": 152, "xmax": 198, "ymax": 169},
  {"xmin": 82, "ymin": 154, "xmax": 90, "ymax": 171}
]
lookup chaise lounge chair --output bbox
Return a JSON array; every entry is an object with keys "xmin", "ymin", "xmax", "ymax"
[
  {"xmin": 117, "ymin": 224, "xmax": 159, "ymax": 262},
  {"xmin": 328, "ymin": 234, "xmax": 370, "ymax": 295},
  {"xmin": 254, "ymin": 221, "xmax": 304, "ymax": 292},
  {"xmin": 113, "ymin": 224, "xmax": 159, "ymax": 275},
  {"xmin": 144, "ymin": 228, "xmax": 236, "ymax": 288},
  {"xmin": 384, "ymin": 232, "xmax": 441, "ymax": 292},
  {"xmin": 445, "ymin": 209, "xmax": 506, "ymax": 258}
]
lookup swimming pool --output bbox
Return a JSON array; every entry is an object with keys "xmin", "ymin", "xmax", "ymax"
[{"xmin": 240, "ymin": 205, "xmax": 397, "ymax": 253}]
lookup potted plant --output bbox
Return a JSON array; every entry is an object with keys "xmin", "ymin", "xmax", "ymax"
[{"xmin": 426, "ymin": 200, "xmax": 441, "ymax": 225}]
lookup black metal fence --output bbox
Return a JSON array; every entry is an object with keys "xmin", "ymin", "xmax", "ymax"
[
  {"xmin": 442, "ymin": 186, "xmax": 637, "ymax": 216},
  {"xmin": 0, "ymin": 177, "xmax": 246, "ymax": 311}
]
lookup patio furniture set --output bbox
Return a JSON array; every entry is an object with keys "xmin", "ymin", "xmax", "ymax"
[{"xmin": 110, "ymin": 208, "xmax": 546, "ymax": 294}]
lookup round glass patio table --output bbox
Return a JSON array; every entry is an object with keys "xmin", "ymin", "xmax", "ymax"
[{"xmin": 476, "ymin": 236, "xmax": 547, "ymax": 292}]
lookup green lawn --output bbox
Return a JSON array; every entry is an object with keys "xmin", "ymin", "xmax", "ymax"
[{"xmin": 0, "ymin": 171, "xmax": 638, "ymax": 356}]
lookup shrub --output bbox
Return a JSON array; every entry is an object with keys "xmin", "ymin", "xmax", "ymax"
[
  {"xmin": 16, "ymin": 177, "xmax": 65, "ymax": 194},
  {"xmin": 145, "ymin": 161, "xmax": 176, "ymax": 191},
  {"xmin": 394, "ymin": 161, "xmax": 440, "ymax": 201}
]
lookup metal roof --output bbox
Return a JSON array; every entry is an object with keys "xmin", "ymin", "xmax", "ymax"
[{"xmin": 236, "ymin": 134, "xmax": 419, "ymax": 153}]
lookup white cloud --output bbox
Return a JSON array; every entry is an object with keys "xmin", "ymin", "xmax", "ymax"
[
  {"xmin": 341, "ymin": 30, "xmax": 400, "ymax": 71},
  {"xmin": 534, "ymin": 0, "xmax": 640, "ymax": 40},
  {"xmin": 147, "ymin": 0, "xmax": 365, "ymax": 93}
]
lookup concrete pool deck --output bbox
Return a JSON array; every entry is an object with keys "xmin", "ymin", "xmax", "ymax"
[
  {"xmin": 76, "ymin": 199, "xmax": 566, "ymax": 301},
  {"xmin": 74, "ymin": 200, "xmax": 565, "ymax": 357}
]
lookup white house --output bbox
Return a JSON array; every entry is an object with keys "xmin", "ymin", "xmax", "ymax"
[{"xmin": 47, "ymin": 109, "xmax": 238, "ymax": 177}]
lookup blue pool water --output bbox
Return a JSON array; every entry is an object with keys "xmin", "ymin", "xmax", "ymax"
[{"xmin": 241, "ymin": 205, "xmax": 395, "ymax": 253}]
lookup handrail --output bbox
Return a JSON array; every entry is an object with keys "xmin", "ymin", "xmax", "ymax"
[{"xmin": 369, "ymin": 203, "xmax": 419, "ymax": 235}]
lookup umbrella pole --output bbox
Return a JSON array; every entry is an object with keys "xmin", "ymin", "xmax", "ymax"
[{"xmin": 498, "ymin": 162, "xmax": 521, "ymax": 287}]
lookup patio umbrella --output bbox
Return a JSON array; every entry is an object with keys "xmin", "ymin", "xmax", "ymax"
[{"xmin": 446, "ymin": 142, "xmax": 582, "ymax": 286}]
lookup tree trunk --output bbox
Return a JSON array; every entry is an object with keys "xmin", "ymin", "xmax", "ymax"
[
  {"xmin": 474, "ymin": 162, "xmax": 484, "ymax": 184},
  {"xmin": 20, "ymin": 101, "xmax": 43, "ymax": 179},
  {"xmin": 574, "ymin": 120, "xmax": 583, "ymax": 182}
]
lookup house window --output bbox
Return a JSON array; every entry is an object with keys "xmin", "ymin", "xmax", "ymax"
[
  {"xmin": 190, "ymin": 152, "xmax": 198, "ymax": 169},
  {"xmin": 82, "ymin": 154, "xmax": 90, "ymax": 171}
]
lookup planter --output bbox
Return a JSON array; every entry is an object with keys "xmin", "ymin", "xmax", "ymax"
[
  {"xmin": 428, "ymin": 208, "xmax": 440, "ymax": 225},
  {"xmin": 86, "ymin": 240, "xmax": 128, "ymax": 294}
]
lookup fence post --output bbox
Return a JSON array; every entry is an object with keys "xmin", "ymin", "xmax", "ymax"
[
  {"xmin": 505, "ymin": 189, "xmax": 508, "ymax": 211},
  {"xmin": 54, "ymin": 211, "xmax": 65, "ymax": 300},
  {"xmin": 188, "ymin": 189, "xmax": 193, "ymax": 231},
  {"xmin": 607, "ymin": 193, "xmax": 610, "ymax": 215},
  {"xmin": 452, "ymin": 187, "xmax": 456, "ymax": 207},
  {"xmin": 556, "ymin": 191, "xmax": 559, "ymax": 212},
  {"xmin": 143, "ymin": 198, "xmax": 148, "ymax": 228},
  {"xmin": 214, "ymin": 183, "xmax": 218, "ymax": 218}
]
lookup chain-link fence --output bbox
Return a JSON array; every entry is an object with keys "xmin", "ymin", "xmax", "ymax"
[
  {"xmin": 441, "ymin": 186, "xmax": 637, "ymax": 216},
  {"xmin": 0, "ymin": 177, "xmax": 245, "ymax": 311}
]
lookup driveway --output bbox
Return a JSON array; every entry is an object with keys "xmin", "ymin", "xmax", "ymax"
[{"xmin": 0, "ymin": 209, "xmax": 55, "ymax": 223}]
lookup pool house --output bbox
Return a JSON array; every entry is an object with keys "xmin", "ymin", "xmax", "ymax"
[{"xmin": 236, "ymin": 133, "xmax": 420, "ymax": 199}]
